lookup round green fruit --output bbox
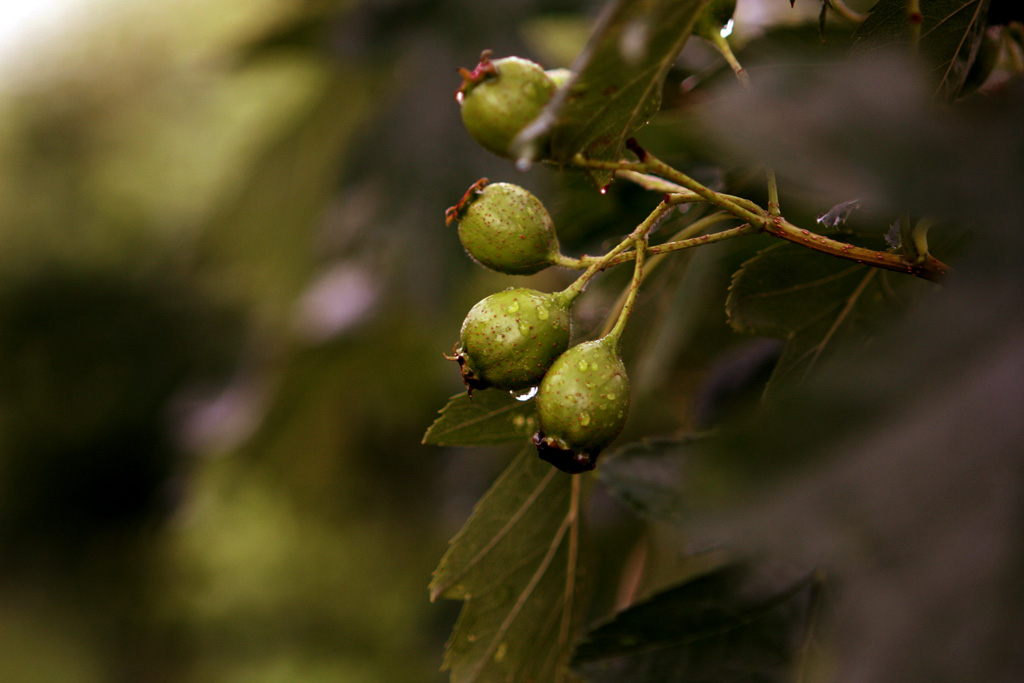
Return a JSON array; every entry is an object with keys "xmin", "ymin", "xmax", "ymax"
[
  {"xmin": 533, "ymin": 338, "xmax": 629, "ymax": 473},
  {"xmin": 452, "ymin": 181, "xmax": 560, "ymax": 275},
  {"xmin": 457, "ymin": 52, "xmax": 556, "ymax": 158},
  {"xmin": 453, "ymin": 288, "xmax": 574, "ymax": 393}
]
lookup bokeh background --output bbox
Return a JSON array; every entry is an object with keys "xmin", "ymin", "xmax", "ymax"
[{"xmin": 5, "ymin": 0, "xmax": 1008, "ymax": 681}]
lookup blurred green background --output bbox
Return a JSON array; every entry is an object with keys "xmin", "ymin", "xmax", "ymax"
[
  {"xmin": 0, "ymin": 0, "xmax": 889, "ymax": 681},
  {"xmin": 0, "ymin": 1, "xmax": 616, "ymax": 680}
]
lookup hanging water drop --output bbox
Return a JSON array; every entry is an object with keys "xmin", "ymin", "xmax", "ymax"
[{"xmin": 511, "ymin": 386, "xmax": 538, "ymax": 401}]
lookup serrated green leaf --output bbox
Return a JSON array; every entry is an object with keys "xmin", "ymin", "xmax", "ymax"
[
  {"xmin": 852, "ymin": 0, "xmax": 991, "ymax": 100},
  {"xmin": 726, "ymin": 243, "xmax": 933, "ymax": 390},
  {"xmin": 430, "ymin": 448, "xmax": 590, "ymax": 683},
  {"xmin": 422, "ymin": 391, "xmax": 537, "ymax": 446},
  {"xmin": 571, "ymin": 562, "xmax": 818, "ymax": 683},
  {"xmin": 516, "ymin": 0, "xmax": 709, "ymax": 186}
]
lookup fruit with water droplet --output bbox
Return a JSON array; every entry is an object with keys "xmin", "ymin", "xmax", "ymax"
[
  {"xmin": 533, "ymin": 338, "xmax": 629, "ymax": 473},
  {"xmin": 447, "ymin": 181, "xmax": 560, "ymax": 275},
  {"xmin": 451, "ymin": 288, "xmax": 575, "ymax": 393},
  {"xmin": 457, "ymin": 51, "xmax": 556, "ymax": 158}
]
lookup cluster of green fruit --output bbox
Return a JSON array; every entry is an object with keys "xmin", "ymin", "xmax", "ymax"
[
  {"xmin": 446, "ymin": 177, "xmax": 631, "ymax": 475},
  {"xmin": 448, "ymin": 52, "xmax": 642, "ymax": 474}
]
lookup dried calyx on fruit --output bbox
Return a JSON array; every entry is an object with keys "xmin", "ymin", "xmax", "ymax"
[
  {"xmin": 533, "ymin": 337, "xmax": 630, "ymax": 474},
  {"xmin": 456, "ymin": 50, "xmax": 556, "ymax": 158},
  {"xmin": 446, "ymin": 179, "xmax": 561, "ymax": 275},
  {"xmin": 449, "ymin": 287, "xmax": 577, "ymax": 394}
]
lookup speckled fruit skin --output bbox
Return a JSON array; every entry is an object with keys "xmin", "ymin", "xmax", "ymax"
[
  {"xmin": 457, "ymin": 182, "xmax": 559, "ymax": 275},
  {"xmin": 533, "ymin": 338, "xmax": 629, "ymax": 473},
  {"xmin": 456, "ymin": 288, "xmax": 573, "ymax": 392},
  {"xmin": 459, "ymin": 56, "xmax": 556, "ymax": 158}
]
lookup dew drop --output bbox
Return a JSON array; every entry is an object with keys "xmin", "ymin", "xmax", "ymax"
[
  {"xmin": 511, "ymin": 386, "xmax": 538, "ymax": 401},
  {"xmin": 579, "ymin": 412, "xmax": 591, "ymax": 426},
  {"xmin": 518, "ymin": 321, "xmax": 531, "ymax": 336},
  {"xmin": 607, "ymin": 392, "xmax": 615, "ymax": 400},
  {"xmin": 577, "ymin": 360, "xmax": 589, "ymax": 372},
  {"xmin": 599, "ymin": 186, "xmax": 609, "ymax": 195},
  {"xmin": 536, "ymin": 305, "xmax": 549, "ymax": 320},
  {"xmin": 505, "ymin": 301, "xmax": 520, "ymax": 314}
]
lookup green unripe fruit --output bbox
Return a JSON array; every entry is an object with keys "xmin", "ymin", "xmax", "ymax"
[
  {"xmin": 693, "ymin": 0, "xmax": 736, "ymax": 42},
  {"xmin": 533, "ymin": 338, "xmax": 629, "ymax": 473},
  {"xmin": 452, "ymin": 288, "xmax": 574, "ymax": 393},
  {"xmin": 449, "ymin": 180, "xmax": 560, "ymax": 275},
  {"xmin": 457, "ymin": 52, "xmax": 556, "ymax": 158}
]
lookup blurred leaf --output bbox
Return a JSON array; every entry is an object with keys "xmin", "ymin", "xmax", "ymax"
[
  {"xmin": 517, "ymin": 0, "xmax": 709, "ymax": 186},
  {"xmin": 571, "ymin": 562, "xmax": 818, "ymax": 683},
  {"xmin": 423, "ymin": 391, "xmax": 537, "ymax": 447},
  {"xmin": 598, "ymin": 438, "xmax": 695, "ymax": 521},
  {"xmin": 520, "ymin": 15, "xmax": 594, "ymax": 69},
  {"xmin": 201, "ymin": 64, "xmax": 376, "ymax": 327},
  {"xmin": 430, "ymin": 448, "xmax": 589, "ymax": 683},
  {"xmin": 726, "ymin": 243, "xmax": 932, "ymax": 390},
  {"xmin": 852, "ymin": 0, "xmax": 991, "ymax": 100}
]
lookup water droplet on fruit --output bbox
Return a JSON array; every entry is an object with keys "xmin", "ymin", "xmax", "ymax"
[
  {"xmin": 536, "ymin": 305, "xmax": 549, "ymax": 320},
  {"xmin": 511, "ymin": 386, "xmax": 538, "ymax": 401},
  {"xmin": 579, "ymin": 412, "xmax": 591, "ymax": 426},
  {"xmin": 518, "ymin": 321, "xmax": 531, "ymax": 336},
  {"xmin": 505, "ymin": 301, "xmax": 520, "ymax": 314},
  {"xmin": 578, "ymin": 360, "xmax": 589, "ymax": 372}
]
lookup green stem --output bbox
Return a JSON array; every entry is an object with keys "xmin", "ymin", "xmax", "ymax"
[
  {"xmin": 605, "ymin": 234, "xmax": 647, "ymax": 348},
  {"xmin": 571, "ymin": 150, "xmax": 949, "ymax": 282},
  {"xmin": 644, "ymin": 154, "xmax": 768, "ymax": 226},
  {"xmin": 766, "ymin": 216, "xmax": 947, "ymax": 282},
  {"xmin": 561, "ymin": 198, "xmax": 675, "ymax": 292},
  {"xmin": 603, "ymin": 222, "xmax": 753, "ymax": 268},
  {"xmin": 908, "ymin": 0, "xmax": 922, "ymax": 53},
  {"xmin": 910, "ymin": 217, "xmax": 934, "ymax": 264},
  {"xmin": 708, "ymin": 31, "xmax": 750, "ymax": 87},
  {"xmin": 706, "ymin": 31, "xmax": 782, "ymax": 221},
  {"xmin": 766, "ymin": 169, "xmax": 781, "ymax": 217}
]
